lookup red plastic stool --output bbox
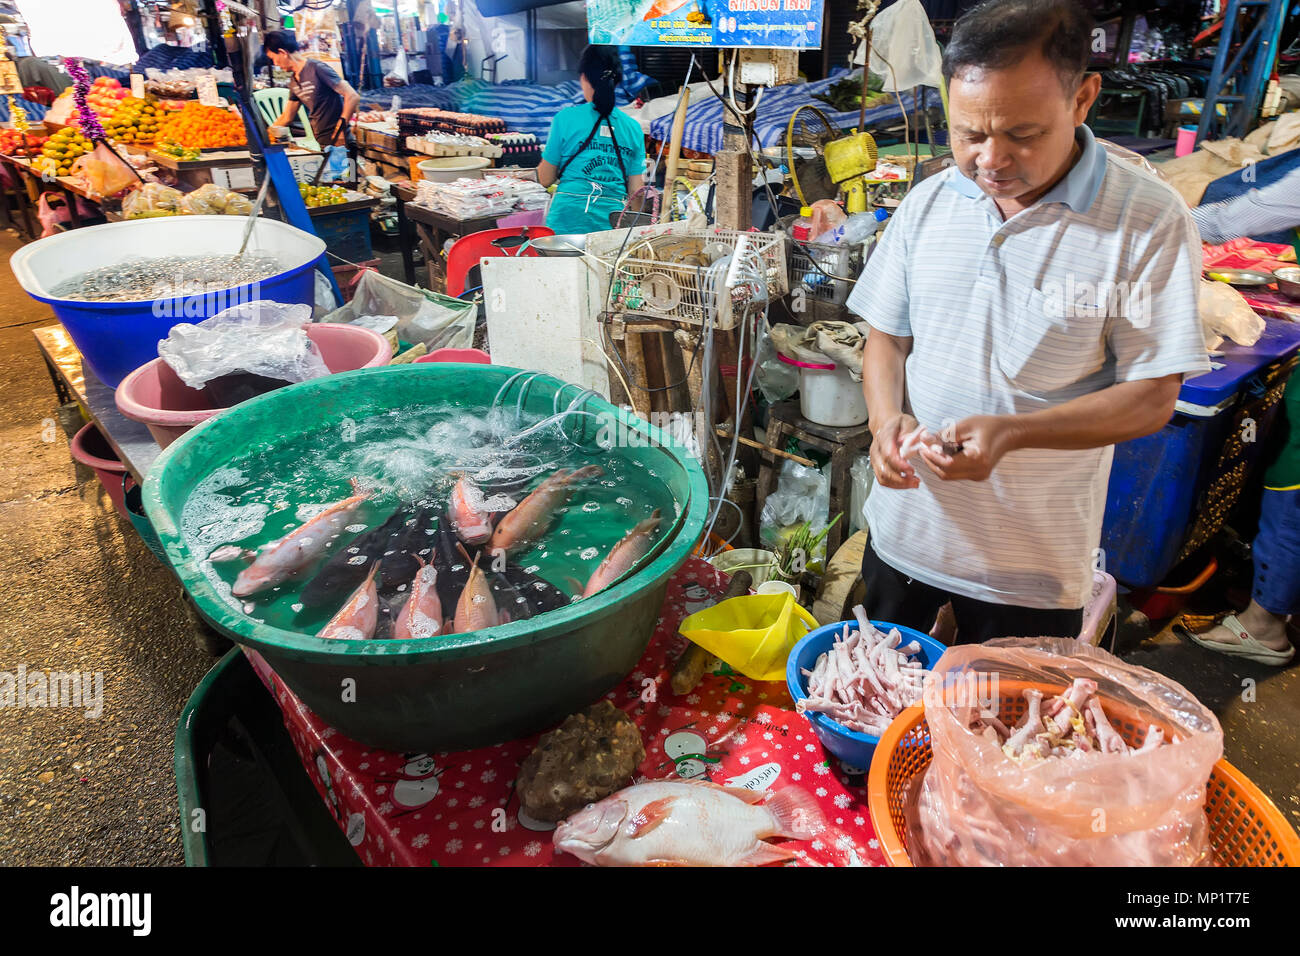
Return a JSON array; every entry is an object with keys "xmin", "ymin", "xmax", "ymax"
[{"xmin": 444, "ymin": 225, "xmax": 554, "ymax": 297}]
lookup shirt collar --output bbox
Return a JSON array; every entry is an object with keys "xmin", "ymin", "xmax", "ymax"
[{"xmin": 944, "ymin": 125, "xmax": 1107, "ymax": 213}]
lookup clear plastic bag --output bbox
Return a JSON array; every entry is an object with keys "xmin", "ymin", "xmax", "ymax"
[
  {"xmin": 122, "ymin": 181, "xmax": 183, "ymax": 219},
  {"xmin": 1199, "ymin": 277, "xmax": 1266, "ymax": 347},
  {"xmin": 755, "ymin": 323, "xmax": 799, "ymax": 403},
  {"xmin": 320, "ymin": 269, "xmax": 476, "ymax": 351},
  {"xmin": 856, "ymin": 0, "xmax": 943, "ymax": 91},
  {"xmin": 158, "ymin": 300, "xmax": 330, "ymax": 390},
  {"xmin": 849, "ymin": 454, "xmax": 873, "ymax": 533},
  {"xmin": 912, "ymin": 638, "xmax": 1223, "ymax": 867},
  {"xmin": 760, "ymin": 460, "xmax": 830, "ymax": 548},
  {"xmin": 179, "ymin": 182, "xmax": 238, "ymax": 215}
]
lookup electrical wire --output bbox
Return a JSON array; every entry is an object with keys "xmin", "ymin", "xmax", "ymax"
[{"xmin": 726, "ymin": 50, "xmax": 765, "ymax": 117}]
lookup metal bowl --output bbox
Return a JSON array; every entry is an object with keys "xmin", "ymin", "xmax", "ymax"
[
  {"xmin": 530, "ymin": 234, "xmax": 588, "ymax": 257},
  {"xmin": 1273, "ymin": 267, "xmax": 1300, "ymax": 301},
  {"xmin": 1205, "ymin": 268, "xmax": 1274, "ymax": 288}
]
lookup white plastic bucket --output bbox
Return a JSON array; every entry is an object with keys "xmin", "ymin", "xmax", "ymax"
[
  {"xmin": 417, "ymin": 156, "xmax": 491, "ymax": 182},
  {"xmin": 777, "ymin": 352, "xmax": 868, "ymax": 427}
]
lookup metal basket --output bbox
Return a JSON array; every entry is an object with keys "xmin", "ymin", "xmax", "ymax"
[{"xmin": 609, "ymin": 229, "xmax": 788, "ymax": 330}]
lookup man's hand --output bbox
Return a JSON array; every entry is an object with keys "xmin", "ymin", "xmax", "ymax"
[
  {"xmin": 917, "ymin": 414, "xmax": 1021, "ymax": 482},
  {"xmin": 870, "ymin": 412, "xmax": 921, "ymax": 489}
]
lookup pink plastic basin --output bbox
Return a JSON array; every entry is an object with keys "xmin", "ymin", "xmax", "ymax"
[
  {"xmin": 70, "ymin": 422, "xmax": 129, "ymax": 519},
  {"xmin": 115, "ymin": 323, "xmax": 393, "ymax": 449}
]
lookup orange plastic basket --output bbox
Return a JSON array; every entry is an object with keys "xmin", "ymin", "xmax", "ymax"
[{"xmin": 867, "ymin": 681, "xmax": 1300, "ymax": 867}]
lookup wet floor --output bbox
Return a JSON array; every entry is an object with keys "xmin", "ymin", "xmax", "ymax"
[{"xmin": 0, "ymin": 227, "xmax": 1294, "ymax": 867}]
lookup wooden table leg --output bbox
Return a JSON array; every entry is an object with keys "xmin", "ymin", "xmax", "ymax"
[{"xmin": 396, "ymin": 197, "xmax": 416, "ymax": 285}]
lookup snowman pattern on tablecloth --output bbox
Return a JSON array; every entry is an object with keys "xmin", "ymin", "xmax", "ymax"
[
  {"xmin": 374, "ymin": 753, "xmax": 444, "ymax": 818},
  {"xmin": 661, "ymin": 724, "xmax": 728, "ymax": 781}
]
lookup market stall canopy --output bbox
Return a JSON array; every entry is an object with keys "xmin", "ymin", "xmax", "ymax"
[{"xmin": 16, "ymin": 0, "xmax": 136, "ymax": 66}]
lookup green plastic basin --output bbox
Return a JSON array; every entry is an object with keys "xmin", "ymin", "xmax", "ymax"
[{"xmin": 145, "ymin": 364, "xmax": 709, "ymax": 751}]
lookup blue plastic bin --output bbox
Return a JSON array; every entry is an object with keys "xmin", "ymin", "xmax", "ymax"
[
  {"xmin": 787, "ymin": 619, "xmax": 946, "ymax": 769},
  {"xmin": 9, "ymin": 216, "xmax": 326, "ymax": 388},
  {"xmin": 1101, "ymin": 318, "xmax": 1300, "ymax": 588}
]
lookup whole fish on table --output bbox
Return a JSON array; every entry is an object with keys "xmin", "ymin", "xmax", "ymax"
[
  {"xmin": 218, "ymin": 480, "xmax": 371, "ymax": 598},
  {"xmin": 489, "ymin": 465, "xmax": 604, "ymax": 555},
  {"xmin": 318, "ymin": 564, "xmax": 380, "ymax": 641},
  {"xmin": 553, "ymin": 780, "xmax": 825, "ymax": 866},
  {"xmin": 581, "ymin": 510, "xmax": 662, "ymax": 598}
]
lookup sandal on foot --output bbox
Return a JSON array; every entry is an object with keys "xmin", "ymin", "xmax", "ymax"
[{"xmin": 1181, "ymin": 614, "xmax": 1296, "ymax": 666}]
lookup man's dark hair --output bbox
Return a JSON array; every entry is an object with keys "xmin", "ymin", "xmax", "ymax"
[
  {"xmin": 262, "ymin": 30, "xmax": 301, "ymax": 55},
  {"xmin": 942, "ymin": 0, "xmax": 1093, "ymax": 92}
]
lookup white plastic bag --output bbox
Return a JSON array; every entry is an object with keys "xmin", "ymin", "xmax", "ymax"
[
  {"xmin": 158, "ymin": 300, "xmax": 329, "ymax": 390},
  {"xmin": 321, "ymin": 269, "xmax": 476, "ymax": 351},
  {"xmin": 854, "ymin": 0, "xmax": 942, "ymax": 91},
  {"xmin": 760, "ymin": 460, "xmax": 830, "ymax": 542},
  {"xmin": 755, "ymin": 324, "xmax": 799, "ymax": 403},
  {"xmin": 849, "ymin": 454, "xmax": 873, "ymax": 534},
  {"xmin": 1199, "ymin": 278, "xmax": 1265, "ymax": 347}
]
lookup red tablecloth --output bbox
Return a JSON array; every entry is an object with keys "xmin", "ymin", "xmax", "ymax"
[
  {"xmin": 245, "ymin": 558, "xmax": 887, "ymax": 867},
  {"xmin": 1202, "ymin": 238, "xmax": 1300, "ymax": 321}
]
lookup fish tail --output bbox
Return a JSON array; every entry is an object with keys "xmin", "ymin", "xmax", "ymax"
[{"xmin": 764, "ymin": 786, "xmax": 825, "ymax": 841}]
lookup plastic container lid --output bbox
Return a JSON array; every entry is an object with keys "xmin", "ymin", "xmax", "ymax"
[{"xmin": 799, "ymin": 206, "xmax": 812, "ymax": 217}]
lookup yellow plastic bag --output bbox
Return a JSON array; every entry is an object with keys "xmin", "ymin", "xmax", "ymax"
[{"xmin": 679, "ymin": 593, "xmax": 818, "ymax": 682}]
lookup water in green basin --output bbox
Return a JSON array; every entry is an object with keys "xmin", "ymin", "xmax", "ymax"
[{"xmin": 179, "ymin": 402, "xmax": 679, "ymax": 636}]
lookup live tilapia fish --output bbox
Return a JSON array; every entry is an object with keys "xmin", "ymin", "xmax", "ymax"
[
  {"xmin": 225, "ymin": 480, "xmax": 371, "ymax": 598},
  {"xmin": 553, "ymin": 780, "xmax": 824, "ymax": 866}
]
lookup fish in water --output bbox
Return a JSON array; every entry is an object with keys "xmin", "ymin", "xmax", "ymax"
[
  {"xmin": 453, "ymin": 544, "xmax": 507, "ymax": 633},
  {"xmin": 581, "ymin": 510, "xmax": 662, "ymax": 598},
  {"xmin": 227, "ymin": 480, "xmax": 371, "ymax": 598},
  {"xmin": 298, "ymin": 504, "xmax": 410, "ymax": 609},
  {"xmin": 379, "ymin": 505, "xmax": 436, "ymax": 593},
  {"xmin": 318, "ymin": 564, "xmax": 380, "ymax": 641},
  {"xmin": 488, "ymin": 465, "xmax": 604, "ymax": 555},
  {"xmin": 449, "ymin": 475, "xmax": 494, "ymax": 545},
  {"xmin": 392, "ymin": 558, "xmax": 442, "ymax": 640},
  {"xmin": 553, "ymin": 780, "xmax": 824, "ymax": 867}
]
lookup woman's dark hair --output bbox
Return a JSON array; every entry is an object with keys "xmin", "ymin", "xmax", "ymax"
[
  {"xmin": 262, "ymin": 30, "xmax": 301, "ymax": 55},
  {"xmin": 579, "ymin": 45, "xmax": 621, "ymax": 118},
  {"xmin": 942, "ymin": 0, "xmax": 1093, "ymax": 93}
]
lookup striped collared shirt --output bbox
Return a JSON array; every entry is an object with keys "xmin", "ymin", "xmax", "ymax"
[{"xmin": 847, "ymin": 125, "xmax": 1211, "ymax": 609}]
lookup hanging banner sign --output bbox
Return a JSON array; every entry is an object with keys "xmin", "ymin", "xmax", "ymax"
[{"xmin": 587, "ymin": 0, "xmax": 823, "ymax": 49}]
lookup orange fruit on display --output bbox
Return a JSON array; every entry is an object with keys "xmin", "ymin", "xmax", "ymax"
[{"xmin": 155, "ymin": 102, "xmax": 247, "ymax": 150}]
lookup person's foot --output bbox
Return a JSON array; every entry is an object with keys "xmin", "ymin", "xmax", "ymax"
[
  {"xmin": 1183, "ymin": 606, "xmax": 1295, "ymax": 666},
  {"xmin": 1197, "ymin": 603, "xmax": 1290, "ymax": 652}
]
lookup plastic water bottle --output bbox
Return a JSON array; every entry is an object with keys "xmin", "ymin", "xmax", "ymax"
[
  {"xmin": 818, "ymin": 211, "xmax": 877, "ymax": 245},
  {"xmin": 792, "ymin": 206, "xmax": 814, "ymax": 241}
]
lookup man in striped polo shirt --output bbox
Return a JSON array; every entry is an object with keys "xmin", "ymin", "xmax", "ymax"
[{"xmin": 847, "ymin": 0, "xmax": 1210, "ymax": 643}]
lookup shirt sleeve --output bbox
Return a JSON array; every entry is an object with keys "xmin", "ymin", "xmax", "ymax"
[
  {"xmin": 1109, "ymin": 205, "xmax": 1211, "ymax": 383},
  {"xmin": 847, "ymin": 199, "xmax": 910, "ymax": 337},
  {"xmin": 1191, "ymin": 168, "xmax": 1300, "ymax": 243},
  {"xmin": 314, "ymin": 60, "xmax": 343, "ymax": 91},
  {"xmin": 541, "ymin": 113, "xmax": 567, "ymax": 167}
]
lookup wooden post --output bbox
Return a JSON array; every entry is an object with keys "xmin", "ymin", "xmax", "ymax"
[{"xmin": 660, "ymin": 87, "xmax": 691, "ymax": 223}]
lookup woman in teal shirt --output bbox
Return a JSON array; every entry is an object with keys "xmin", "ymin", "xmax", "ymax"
[{"xmin": 538, "ymin": 47, "xmax": 645, "ymax": 236}]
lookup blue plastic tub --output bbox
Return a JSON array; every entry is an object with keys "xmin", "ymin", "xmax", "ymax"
[
  {"xmin": 786, "ymin": 620, "xmax": 946, "ymax": 769},
  {"xmin": 9, "ymin": 216, "xmax": 326, "ymax": 388},
  {"xmin": 1101, "ymin": 318, "xmax": 1300, "ymax": 588}
]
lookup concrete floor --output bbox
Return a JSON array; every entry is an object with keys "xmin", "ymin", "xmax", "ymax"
[{"xmin": 0, "ymin": 226, "xmax": 1294, "ymax": 866}]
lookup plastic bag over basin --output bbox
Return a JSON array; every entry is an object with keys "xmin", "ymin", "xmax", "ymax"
[
  {"xmin": 158, "ymin": 300, "xmax": 330, "ymax": 390},
  {"xmin": 912, "ymin": 638, "xmax": 1223, "ymax": 866},
  {"xmin": 321, "ymin": 269, "xmax": 476, "ymax": 350}
]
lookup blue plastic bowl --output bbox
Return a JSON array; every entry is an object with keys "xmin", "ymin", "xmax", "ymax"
[
  {"xmin": 10, "ymin": 217, "xmax": 325, "ymax": 389},
  {"xmin": 786, "ymin": 619, "xmax": 946, "ymax": 769}
]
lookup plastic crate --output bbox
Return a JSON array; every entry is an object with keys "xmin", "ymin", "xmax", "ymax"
[
  {"xmin": 867, "ymin": 694, "xmax": 1300, "ymax": 867},
  {"xmin": 309, "ymin": 205, "xmax": 373, "ymax": 265},
  {"xmin": 1100, "ymin": 324, "xmax": 1300, "ymax": 588},
  {"xmin": 610, "ymin": 229, "xmax": 788, "ymax": 330},
  {"xmin": 789, "ymin": 239, "xmax": 859, "ymax": 306}
]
